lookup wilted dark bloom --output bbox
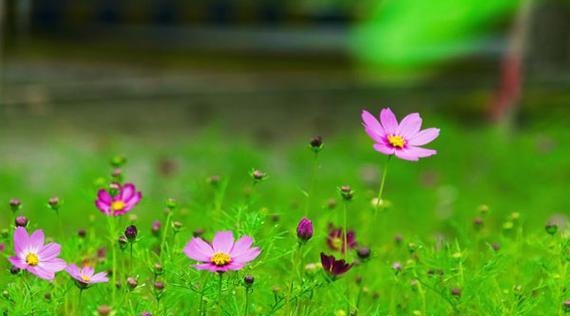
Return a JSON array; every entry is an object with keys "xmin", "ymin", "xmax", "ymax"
[
  {"xmin": 44, "ymin": 292, "xmax": 52, "ymax": 300},
  {"xmin": 78, "ymin": 229, "xmax": 87, "ymax": 238},
  {"xmin": 356, "ymin": 247, "xmax": 371, "ymax": 260},
  {"xmin": 15, "ymin": 216, "xmax": 28, "ymax": 227},
  {"xmin": 9, "ymin": 199, "xmax": 21, "ymax": 212},
  {"xmin": 127, "ymin": 277, "xmax": 138, "ymax": 289},
  {"xmin": 244, "ymin": 275, "xmax": 255, "ymax": 286},
  {"xmin": 451, "ymin": 288, "xmax": 461, "ymax": 297},
  {"xmin": 97, "ymin": 305, "xmax": 112, "ymax": 316},
  {"xmin": 338, "ymin": 186, "xmax": 353, "ymax": 201},
  {"xmin": 327, "ymin": 226, "xmax": 357, "ymax": 253},
  {"xmin": 320, "ymin": 253, "xmax": 352, "ymax": 278},
  {"xmin": 10, "ymin": 266, "xmax": 20, "ymax": 274},
  {"xmin": 125, "ymin": 225, "xmax": 138, "ymax": 242},
  {"xmin": 296, "ymin": 217, "xmax": 313, "ymax": 242},
  {"xmin": 151, "ymin": 220, "xmax": 161, "ymax": 236},
  {"xmin": 545, "ymin": 222, "xmax": 558, "ymax": 235},
  {"xmin": 154, "ymin": 281, "xmax": 164, "ymax": 291},
  {"xmin": 310, "ymin": 136, "xmax": 323, "ymax": 152},
  {"xmin": 193, "ymin": 228, "xmax": 205, "ymax": 237}
]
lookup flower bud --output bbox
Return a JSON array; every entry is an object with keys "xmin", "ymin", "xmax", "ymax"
[
  {"xmin": 48, "ymin": 197, "xmax": 60, "ymax": 210},
  {"xmin": 9, "ymin": 199, "xmax": 21, "ymax": 212},
  {"xmin": 172, "ymin": 221, "xmax": 183, "ymax": 232},
  {"xmin": 44, "ymin": 292, "xmax": 52, "ymax": 300},
  {"xmin": 112, "ymin": 168, "xmax": 122, "ymax": 178},
  {"xmin": 2, "ymin": 290, "xmax": 9, "ymax": 299},
  {"xmin": 154, "ymin": 281, "xmax": 164, "ymax": 291},
  {"xmin": 118, "ymin": 236, "xmax": 128, "ymax": 249},
  {"xmin": 127, "ymin": 277, "xmax": 138, "ymax": 290},
  {"xmin": 392, "ymin": 262, "xmax": 402, "ymax": 272},
  {"xmin": 140, "ymin": 312, "xmax": 152, "ymax": 316},
  {"xmin": 166, "ymin": 198, "xmax": 177, "ymax": 210},
  {"xmin": 339, "ymin": 186, "xmax": 353, "ymax": 201},
  {"xmin": 153, "ymin": 263, "xmax": 163, "ymax": 275},
  {"xmin": 451, "ymin": 287, "xmax": 461, "ymax": 297},
  {"xmin": 309, "ymin": 136, "xmax": 323, "ymax": 152},
  {"xmin": 77, "ymin": 229, "xmax": 87, "ymax": 238},
  {"xmin": 296, "ymin": 217, "xmax": 313, "ymax": 242},
  {"xmin": 207, "ymin": 175, "xmax": 221, "ymax": 186},
  {"xmin": 10, "ymin": 266, "xmax": 20, "ymax": 274},
  {"xmin": 473, "ymin": 217, "xmax": 483, "ymax": 230},
  {"xmin": 564, "ymin": 300, "xmax": 570, "ymax": 312},
  {"xmin": 151, "ymin": 220, "xmax": 161, "ymax": 237},
  {"xmin": 545, "ymin": 222, "xmax": 558, "ymax": 235},
  {"xmin": 244, "ymin": 275, "xmax": 254, "ymax": 286},
  {"xmin": 327, "ymin": 198, "xmax": 337, "ymax": 210},
  {"xmin": 193, "ymin": 228, "xmax": 205, "ymax": 237},
  {"xmin": 491, "ymin": 242, "xmax": 501, "ymax": 252},
  {"xmin": 97, "ymin": 305, "xmax": 112, "ymax": 316},
  {"xmin": 356, "ymin": 247, "xmax": 371, "ymax": 260},
  {"xmin": 250, "ymin": 169, "xmax": 267, "ymax": 182},
  {"xmin": 15, "ymin": 216, "xmax": 28, "ymax": 227},
  {"xmin": 125, "ymin": 225, "xmax": 138, "ymax": 242},
  {"xmin": 110, "ymin": 155, "xmax": 127, "ymax": 168}
]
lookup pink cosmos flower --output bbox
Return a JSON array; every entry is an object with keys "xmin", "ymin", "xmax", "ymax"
[
  {"xmin": 65, "ymin": 264, "xmax": 108, "ymax": 287},
  {"xmin": 183, "ymin": 231, "xmax": 261, "ymax": 273},
  {"xmin": 362, "ymin": 108, "xmax": 440, "ymax": 161},
  {"xmin": 9, "ymin": 227, "xmax": 66, "ymax": 281},
  {"xmin": 95, "ymin": 183, "xmax": 142, "ymax": 216}
]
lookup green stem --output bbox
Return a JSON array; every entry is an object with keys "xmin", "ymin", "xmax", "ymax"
[
  {"xmin": 374, "ymin": 155, "xmax": 392, "ymax": 213},
  {"xmin": 217, "ymin": 273, "xmax": 224, "ymax": 313},
  {"xmin": 161, "ymin": 211, "xmax": 173, "ymax": 261},
  {"xmin": 78, "ymin": 288, "xmax": 84, "ymax": 315},
  {"xmin": 107, "ymin": 216, "xmax": 117, "ymax": 307},
  {"xmin": 343, "ymin": 201, "xmax": 349, "ymax": 262},
  {"xmin": 244, "ymin": 288, "xmax": 251, "ymax": 316},
  {"xmin": 305, "ymin": 152, "xmax": 319, "ymax": 217}
]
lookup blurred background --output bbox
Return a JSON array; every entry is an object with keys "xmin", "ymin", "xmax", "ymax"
[{"xmin": 0, "ymin": 0, "xmax": 569, "ymax": 235}]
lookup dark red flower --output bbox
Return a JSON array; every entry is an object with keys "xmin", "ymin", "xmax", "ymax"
[
  {"xmin": 320, "ymin": 253, "xmax": 352, "ymax": 278},
  {"xmin": 327, "ymin": 226, "xmax": 357, "ymax": 253}
]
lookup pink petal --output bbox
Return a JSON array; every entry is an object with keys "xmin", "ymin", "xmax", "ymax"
[
  {"xmin": 194, "ymin": 263, "xmax": 220, "ymax": 273},
  {"xmin": 95, "ymin": 200, "xmax": 111, "ymax": 214},
  {"xmin": 395, "ymin": 149, "xmax": 420, "ymax": 161},
  {"xmin": 362, "ymin": 111, "xmax": 384, "ymax": 138},
  {"xmin": 123, "ymin": 192, "xmax": 142, "ymax": 211},
  {"xmin": 82, "ymin": 266, "xmax": 94, "ymax": 277},
  {"xmin": 120, "ymin": 183, "xmax": 136, "ymax": 202},
  {"xmin": 230, "ymin": 236, "xmax": 253, "ymax": 257},
  {"xmin": 226, "ymin": 262, "xmax": 245, "ymax": 271},
  {"xmin": 13, "ymin": 227, "xmax": 29, "ymax": 256},
  {"xmin": 29, "ymin": 229, "xmax": 45, "ymax": 251},
  {"xmin": 409, "ymin": 128, "xmax": 440, "ymax": 146},
  {"xmin": 373, "ymin": 143, "xmax": 395, "ymax": 156},
  {"xmin": 380, "ymin": 108, "xmax": 398, "ymax": 134},
  {"xmin": 212, "ymin": 231, "xmax": 234, "ymax": 254},
  {"xmin": 41, "ymin": 258, "xmax": 66, "ymax": 272},
  {"xmin": 397, "ymin": 113, "xmax": 422, "ymax": 139},
  {"xmin": 65, "ymin": 264, "xmax": 81, "ymax": 279},
  {"xmin": 97, "ymin": 189, "xmax": 112, "ymax": 204},
  {"xmin": 184, "ymin": 238, "xmax": 214, "ymax": 262},
  {"xmin": 38, "ymin": 243, "xmax": 61, "ymax": 261},
  {"xmin": 407, "ymin": 146, "xmax": 437, "ymax": 158},
  {"xmin": 90, "ymin": 272, "xmax": 109, "ymax": 283},
  {"xmin": 27, "ymin": 265, "xmax": 55, "ymax": 281},
  {"xmin": 232, "ymin": 247, "xmax": 261, "ymax": 264},
  {"xmin": 9, "ymin": 256, "xmax": 27, "ymax": 269}
]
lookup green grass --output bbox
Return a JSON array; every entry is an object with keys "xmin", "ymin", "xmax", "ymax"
[{"xmin": 0, "ymin": 116, "xmax": 569, "ymax": 315}]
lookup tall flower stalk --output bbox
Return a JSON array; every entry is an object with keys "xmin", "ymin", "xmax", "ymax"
[{"xmin": 306, "ymin": 136, "xmax": 323, "ymax": 216}]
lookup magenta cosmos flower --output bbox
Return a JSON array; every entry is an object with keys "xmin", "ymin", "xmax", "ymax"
[
  {"xmin": 95, "ymin": 183, "xmax": 142, "ymax": 216},
  {"xmin": 327, "ymin": 225, "xmax": 357, "ymax": 254},
  {"xmin": 183, "ymin": 231, "xmax": 261, "ymax": 273},
  {"xmin": 362, "ymin": 108, "xmax": 440, "ymax": 161},
  {"xmin": 320, "ymin": 253, "xmax": 352, "ymax": 278},
  {"xmin": 65, "ymin": 264, "xmax": 108, "ymax": 287},
  {"xmin": 9, "ymin": 227, "xmax": 66, "ymax": 281}
]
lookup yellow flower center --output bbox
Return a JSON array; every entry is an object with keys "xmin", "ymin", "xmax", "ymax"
[
  {"xmin": 81, "ymin": 275, "xmax": 91, "ymax": 283},
  {"xmin": 26, "ymin": 253, "xmax": 39, "ymax": 266},
  {"xmin": 210, "ymin": 252, "xmax": 231, "ymax": 266},
  {"xmin": 388, "ymin": 135, "xmax": 406, "ymax": 148},
  {"xmin": 331, "ymin": 237, "xmax": 343, "ymax": 250},
  {"xmin": 111, "ymin": 200, "xmax": 126, "ymax": 212}
]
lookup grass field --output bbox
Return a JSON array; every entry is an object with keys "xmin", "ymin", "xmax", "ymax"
[{"xmin": 0, "ymin": 109, "xmax": 569, "ymax": 315}]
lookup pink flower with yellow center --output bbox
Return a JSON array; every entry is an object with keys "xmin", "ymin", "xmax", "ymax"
[
  {"xmin": 65, "ymin": 264, "xmax": 108, "ymax": 287},
  {"xmin": 183, "ymin": 231, "xmax": 261, "ymax": 273},
  {"xmin": 95, "ymin": 183, "xmax": 142, "ymax": 216},
  {"xmin": 362, "ymin": 108, "xmax": 440, "ymax": 161},
  {"xmin": 9, "ymin": 227, "xmax": 66, "ymax": 281}
]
